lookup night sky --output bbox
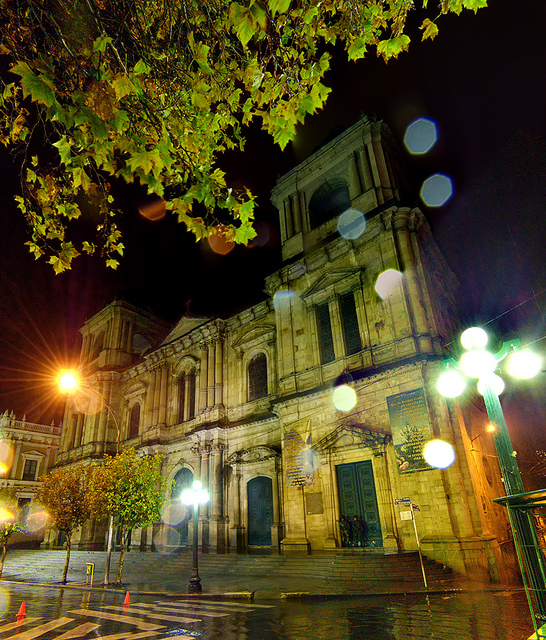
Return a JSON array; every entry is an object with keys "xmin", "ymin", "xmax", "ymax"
[{"xmin": 0, "ymin": 0, "xmax": 544, "ymax": 466}]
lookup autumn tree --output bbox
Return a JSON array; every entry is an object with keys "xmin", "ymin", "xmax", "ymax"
[
  {"xmin": 35, "ymin": 463, "xmax": 93, "ymax": 584},
  {"xmin": 0, "ymin": 488, "xmax": 24, "ymax": 577},
  {"xmin": 0, "ymin": 0, "xmax": 487, "ymax": 272},
  {"xmin": 89, "ymin": 448, "xmax": 170, "ymax": 585}
]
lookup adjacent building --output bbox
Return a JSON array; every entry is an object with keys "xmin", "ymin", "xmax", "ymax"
[{"xmin": 55, "ymin": 114, "xmax": 516, "ymax": 582}]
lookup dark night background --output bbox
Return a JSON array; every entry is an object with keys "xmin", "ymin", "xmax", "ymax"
[{"xmin": 0, "ymin": 0, "xmax": 544, "ymax": 469}]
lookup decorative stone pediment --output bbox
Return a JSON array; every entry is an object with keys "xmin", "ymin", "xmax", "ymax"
[
  {"xmin": 161, "ymin": 316, "xmax": 209, "ymax": 346},
  {"xmin": 227, "ymin": 445, "xmax": 280, "ymax": 466},
  {"xmin": 233, "ymin": 324, "xmax": 276, "ymax": 355},
  {"xmin": 315, "ymin": 424, "xmax": 391, "ymax": 452},
  {"xmin": 302, "ymin": 268, "xmax": 363, "ymax": 306},
  {"xmin": 125, "ymin": 380, "xmax": 147, "ymax": 399}
]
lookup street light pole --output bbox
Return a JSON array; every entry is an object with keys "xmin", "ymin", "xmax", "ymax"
[
  {"xmin": 437, "ymin": 328, "xmax": 546, "ymax": 620},
  {"xmin": 58, "ymin": 370, "xmax": 121, "ymax": 586},
  {"xmin": 181, "ymin": 480, "xmax": 209, "ymax": 594}
]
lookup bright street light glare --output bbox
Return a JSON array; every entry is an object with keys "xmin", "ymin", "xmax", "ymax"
[
  {"xmin": 459, "ymin": 349, "xmax": 497, "ymax": 379},
  {"xmin": 460, "ymin": 327, "xmax": 488, "ymax": 351},
  {"xmin": 332, "ymin": 384, "xmax": 357, "ymax": 411},
  {"xmin": 477, "ymin": 374, "xmax": 505, "ymax": 397},
  {"xmin": 507, "ymin": 350, "xmax": 542, "ymax": 379},
  {"xmin": 58, "ymin": 370, "xmax": 80, "ymax": 393},
  {"xmin": 437, "ymin": 370, "xmax": 466, "ymax": 398},
  {"xmin": 181, "ymin": 480, "xmax": 209, "ymax": 506}
]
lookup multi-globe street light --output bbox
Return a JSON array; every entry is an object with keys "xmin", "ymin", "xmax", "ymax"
[
  {"xmin": 58, "ymin": 369, "xmax": 121, "ymax": 586},
  {"xmin": 181, "ymin": 480, "xmax": 209, "ymax": 593},
  {"xmin": 437, "ymin": 327, "xmax": 546, "ymax": 620}
]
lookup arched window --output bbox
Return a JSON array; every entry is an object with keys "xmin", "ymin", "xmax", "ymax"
[
  {"xmin": 248, "ymin": 353, "xmax": 268, "ymax": 401},
  {"xmin": 178, "ymin": 368, "xmax": 197, "ymax": 422},
  {"xmin": 129, "ymin": 403, "xmax": 140, "ymax": 439},
  {"xmin": 308, "ymin": 178, "xmax": 351, "ymax": 228}
]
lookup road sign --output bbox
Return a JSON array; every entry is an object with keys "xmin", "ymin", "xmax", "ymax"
[{"xmin": 394, "ymin": 497, "xmax": 411, "ymax": 506}]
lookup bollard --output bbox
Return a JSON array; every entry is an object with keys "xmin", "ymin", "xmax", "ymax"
[{"xmin": 85, "ymin": 563, "xmax": 95, "ymax": 587}]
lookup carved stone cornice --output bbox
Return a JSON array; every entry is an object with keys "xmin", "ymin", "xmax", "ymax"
[{"xmin": 227, "ymin": 445, "xmax": 280, "ymax": 466}]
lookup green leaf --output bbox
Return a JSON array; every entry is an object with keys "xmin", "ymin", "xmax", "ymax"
[
  {"xmin": 133, "ymin": 59, "xmax": 151, "ymax": 75},
  {"xmin": 53, "ymin": 135, "xmax": 72, "ymax": 164},
  {"xmin": 268, "ymin": 0, "xmax": 291, "ymax": 16},
  {"xmin": 111, "ymin": 74, "xmax": 136, "ymax": 100},
  {"xmin": 462, "ymin": 0, "xmax": 488, "ymax": 11},
  {"xmin": 93, "ymin": 35, "xmax": 113, "ymax": 52},
  {"xmin": 10, "ymin": 62, "xmax": 56, "ymax": 107},
  {"xmin": 420, "ymin": 19, "xmax": 439, "ymax": 41}
]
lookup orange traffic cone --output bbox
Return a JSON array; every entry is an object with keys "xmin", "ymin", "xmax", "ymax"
[
  {"xmin": 123, "ymin": 592, "xmax": 130, "ymax": 606},
  {"xmin": 16, "ymin": 602, "xmax": 26, "ymax": 620}
]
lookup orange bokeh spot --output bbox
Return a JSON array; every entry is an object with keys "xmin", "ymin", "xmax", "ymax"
[
  {"xmin": 208, "ymin": 226, "xmax": 235, "ymax": 255},
  {"xmin": 138, "ymin": 198, "xmax": 167, "ymax": 221}
]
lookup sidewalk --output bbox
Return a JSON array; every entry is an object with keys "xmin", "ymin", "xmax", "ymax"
[{"xmin": 0, "ymin": 548, "xmax": 518, "ymax": 600}]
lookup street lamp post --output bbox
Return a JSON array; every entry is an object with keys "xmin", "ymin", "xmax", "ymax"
[
  {"xmin": 437, "ymin": 327, "xmax": 546, "ymax": 620},
  {"xmin": 58, "ymin": 369, "xmax": 121, "ymax": 586},
  {"xmin": 181, "ymin": 480, "xmax": 209, "ymax": 593}
]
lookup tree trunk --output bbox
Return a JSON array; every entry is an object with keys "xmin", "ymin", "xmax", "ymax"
[
  {"xmin": 116, "ymin": 522, "xmax": 125, "ymax": 586},
  {"xmin": 0, "ymin": 541, "xmax": 7, "ymax": 578},
  {"xmin": 62, "ymin": 534, "xmax": 71, "ymax": 585}
]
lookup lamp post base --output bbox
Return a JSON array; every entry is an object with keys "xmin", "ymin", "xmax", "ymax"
[{"xmin": 187, "ymin": 576, "xmax": 202, "ymax": 593}]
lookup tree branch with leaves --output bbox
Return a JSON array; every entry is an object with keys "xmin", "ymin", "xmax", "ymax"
[{"xmin": 0, "ymin": 0, "xmax": 487, "ymax": 272}]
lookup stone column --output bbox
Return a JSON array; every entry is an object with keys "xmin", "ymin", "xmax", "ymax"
[
  {"xmin": 214, "ymin": 339, "xmax": 223, "ymax": 407},
  {"xmin": 200, "ymin": 443, "xmax": 211, "ymax": 551},
  {"xmin": 393, "ymin": 209, "xmax": 432, "ymax": 354},
  {"xmin": 207, "ymin": 342, "xmax": 215, "ymax": 408},
  {"xmin": 271, "ymin": 458, "xmax": 283, "ymax": 548},
  {"xmin": 158, "ymin": 365, "xmax": 168, "ymax": 426},
  {"xmin": 292, "ymin": 192, "xmax": 302, "ymax": 234},
  {"xmin": 284, "ymin": 197, "xmax": 294, "ymax": 238},
  {"xmin": 349, "ymin": 152, "xmax": 362, "ymax": 199},
  {"xmin": 199, "ymin": 345, "xmax": 208, "ymax": 411},
  {"xmin": 230, "ymin": 470, "xmax": 245, "ymax": 553},
  {"xmin": 323, "ymin": 453, "xmax": 339, "ymax": 549},
  {"xmin": 328, "ymin": 296, "xmax": 345, "ymax": 359}
]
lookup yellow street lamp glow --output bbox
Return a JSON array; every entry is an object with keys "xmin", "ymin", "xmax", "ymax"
[
  {"xmin": 437, "ymin": 370, "xmax": 466, "ymax": 398},
  {"xmin": 423, "ymin": 439, "xmax": 455, "ymax": 469},
  {"xmin": 487, "ymin": 424, "xmax": 496, "ymax": 433},
  {"xmin": 507, "ymin": 350, "xmax": 542, "ymax": 379},
  {"xmin": 460, "ymin": 327, "xmax": 488, "ymax": 351},
  {"xmin": 58, "ymin": 370, "xmax": 80, "ymax": 393},
  {"xmin": 459, "ymin": 349, "xmax": 497, "ymax": 379},
  {"xmin": 477, "ymin": 374, "xmax": 505, "ymax": 397},
  {"xmin": 181, "ymin": 480, "xmax": 209, "ymax": 506}
]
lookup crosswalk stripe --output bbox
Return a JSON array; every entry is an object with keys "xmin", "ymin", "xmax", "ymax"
[
  {"xmin": 69, "ymin": 610, "xmax": 163, "ymax": 631},
  {"xmin": 99, "ymin": 606, "xmax": 200, "ymax": 624},
  {"xmin": 124, "ymin": 603, "xmax": 228, "ymax": 618},
  {"xmin": 156, "ymin": 600, "xmax": 273, "ymax": 610},
  {"xmin": 3, "ymin": 616, "xmax": 73, "ymax": 640},
  {"xmin": 0, "ymin": 617, "xmax": 42, "ymax": 634},
  {"xmin": 55, "ymin": 622, "xmax": 101, "ymax": 639},
  {"xmin": 90, "ymin": 630, "xmax": 163, "ymax": 640}
]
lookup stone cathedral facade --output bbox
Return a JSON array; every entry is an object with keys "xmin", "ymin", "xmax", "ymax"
[{"xmin": 55, "ymin": 115, "xmax": 515, "ymax": 582}]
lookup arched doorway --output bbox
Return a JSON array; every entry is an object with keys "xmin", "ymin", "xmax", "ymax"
[
  {"xmin": 247, "ymin": 476, "xmax": 273, "ymax": 546},
  {"xmin": 169, "ymin": 468, "xmax": 194, "ymax": 548}
]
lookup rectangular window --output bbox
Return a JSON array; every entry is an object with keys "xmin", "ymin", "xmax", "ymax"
[
  {"xmin": 22, "ymin": 459, "xmax": 37, "ymax": 482},
  {"xmin": 188, "ymin": 371, "xmax": 196, "ymax": 419},
  {"xmin": 340, "ymin": 291, "xmax": 362, "ymax": 355},
  {"xmin": 316, "ymin": 302, "xmax": 335, "ymax": 364}
]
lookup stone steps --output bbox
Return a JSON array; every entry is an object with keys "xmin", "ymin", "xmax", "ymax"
[{"xmin": 1, "ymin": 548, "xmax": 454, "ymax": 588}]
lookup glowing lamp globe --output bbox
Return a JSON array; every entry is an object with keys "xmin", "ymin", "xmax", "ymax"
[
  {"xmin": 459, "ymin": 349, "xmax": 497, "ymax": 379},
  {"xmin": 460, "ymin": 327, "xmax": 488, "ymax": 351},
  {"xmin": 507, "ymin": 350, "xmax": 542, "ymax": 379},
  {"xmin": 437, "ymin": 370, "xmax": 466, "ymax": 398},
  {"xmin": 423, "ymin": 439, "xmax": 455, "ymax": 469},
  {"xmin": 477, "ymin": 374, "xmax": 505, "ymax": 397},
  {"xmin": 332, "ymin": 385, "xmax": 357, "ymax": 412}
]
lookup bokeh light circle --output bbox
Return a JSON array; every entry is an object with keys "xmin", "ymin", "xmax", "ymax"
[
  {"xmin": 404, "ymin": 118, "xmax": 438, "ymax": 154},
  {"xmin": 423, "ymin": 439, "xmax": 455, "ymax": 469},
  {"xmin": 375, "ymin": 269, "xmax": 404, "ymax": 299},
  {"xmin": 337, "ymin": 208, "xmax": 366, "ymax": 240},
  {"xmin": 161, "ymin": 500, "xmax": 188, "ymax": 527},
  {"xmin": 332, "ymin": 385, "xmax": 357, "ymax": 411},
  {"xmin": 0, "ymin": 441, "xmax": 14, "ymax": 476},
  {"xmin": 153, "ymin": 526, "xmax": 181, "ymax": 555},
  {"xmin": 208, "ymin": 226, "xmax": 235, "ymax": 255},
  {"xmin": 273, "ymin": 290, "xmax": 296, "ymax": 311},
  {"xmin": 0, "ymin": 587, "xmax": 9, "ymax": 619},
  {"xmin": 420, "ymin": 174, "xmax": 453, "ymax": 207},
  {"xmin": 25, "ymin": 505, "xmax": 49, "ymax": 534},
  {"xmin": 138, "ymin": 197, "xmax": 166, "ymax": 221},
  {"xmin": 437, "ymin": 370, "xmax": 466, "ymax": 398}
]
